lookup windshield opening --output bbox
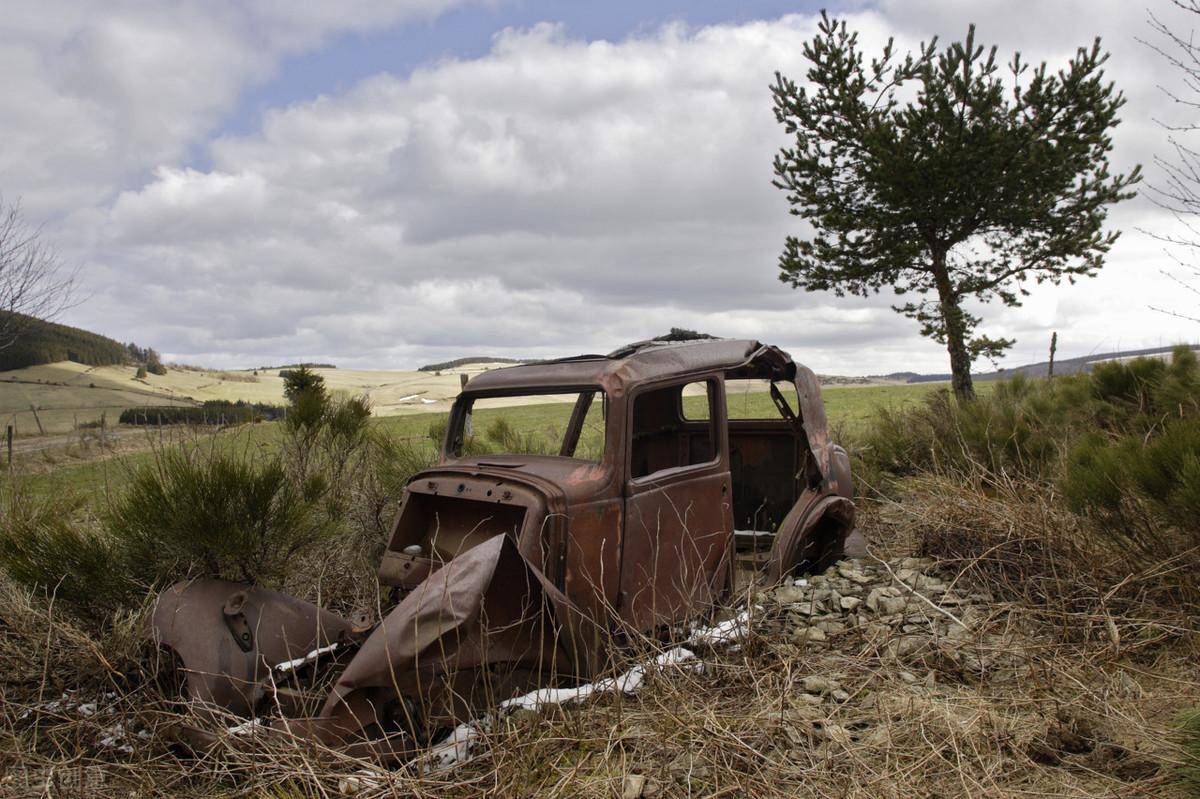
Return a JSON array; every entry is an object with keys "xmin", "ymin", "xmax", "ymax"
[{"xmin": 449, "ymin": 389, "xmax": 607, "ymax": 461}]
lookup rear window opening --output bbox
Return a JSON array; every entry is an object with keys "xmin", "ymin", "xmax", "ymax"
[
  {"xmin": 449, "ymin": 389, "xmax": 606, "ymax": 461},
  {"xmin": 725, "ymin": 379, "xmax": 801, "ymax": 420}
]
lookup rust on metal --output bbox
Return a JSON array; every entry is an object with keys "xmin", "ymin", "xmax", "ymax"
[{"xmin": 148, "ymin": 338, "xmax": 858, "ymax": 758}]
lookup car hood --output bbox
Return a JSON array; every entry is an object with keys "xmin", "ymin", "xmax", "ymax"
[{"xmin": 429, "ymin": 455, "xmax": 615, "ymax": 504}]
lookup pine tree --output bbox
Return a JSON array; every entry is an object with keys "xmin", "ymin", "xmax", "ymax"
[{"xmin": 772, "ymin": 15, "xmax": 1140, "ymax": 399}]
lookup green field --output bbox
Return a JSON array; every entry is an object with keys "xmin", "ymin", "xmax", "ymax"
[{"xmin": 13, "ymin": 381, "xmax": 953, "ymax": 504}]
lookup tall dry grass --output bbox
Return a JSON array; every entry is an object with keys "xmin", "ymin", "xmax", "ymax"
[{"xmin": 2, "ymin": 524, "xmax": 1197, "ymax": 799}]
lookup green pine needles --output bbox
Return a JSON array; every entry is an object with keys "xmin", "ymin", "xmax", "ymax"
[{"xmin": 772, "ymin": 14, "xmax": 1141, "ymax": 399}]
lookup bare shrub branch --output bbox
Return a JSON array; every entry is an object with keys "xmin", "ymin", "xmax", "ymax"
[{"xmin": 0, "ymin": 197, "xmax": 79, "ymax": 349}]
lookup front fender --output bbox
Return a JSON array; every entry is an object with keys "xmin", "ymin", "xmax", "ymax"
[
  {"xmin": 148, "ymin": 579, "xmax": 355, "ymax": 719},
  {"xmin": 765, "ymin": 491, "xmax": 857, "ymax": 583}
]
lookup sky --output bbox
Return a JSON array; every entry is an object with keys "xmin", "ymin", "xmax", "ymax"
[{"xmin": 1, "ymin": 0, "xmax": 1197, "ymax": 374}]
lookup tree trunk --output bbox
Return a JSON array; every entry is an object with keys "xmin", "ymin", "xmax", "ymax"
[{"xmin": 931, "ymin": 253, "xmax": 976, "ymax": 402}]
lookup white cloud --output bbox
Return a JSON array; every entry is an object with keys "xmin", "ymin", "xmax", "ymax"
[
  {"xmin": 15, "ymin": 2, "xmax": 1200, "ymax": 373},
  {"xmin": 0, "ymin": 0, "xmax": 474, "ymax": 216}
]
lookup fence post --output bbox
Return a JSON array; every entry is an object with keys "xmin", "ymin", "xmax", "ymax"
[{"xmin": 28, "ymin": 404, "xmax": 45, "ymax": 436}]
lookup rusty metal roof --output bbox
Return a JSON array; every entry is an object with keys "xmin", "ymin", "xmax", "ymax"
[{"xmin": 463, "ymin": 339, "xmax": 787, "ymax": 394}]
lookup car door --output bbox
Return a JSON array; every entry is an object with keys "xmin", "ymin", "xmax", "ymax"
[{"xmin": 619, "ymin": 378, "xmax": 734, "ymax": 631}]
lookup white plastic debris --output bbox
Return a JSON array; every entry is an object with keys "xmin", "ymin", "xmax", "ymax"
[
  {"xmin": 227, "ymin": 719, "xmax": 266, "ymax": 736},
  {"xmin": 687, "ymin": 607, "xmax": 756, "ymax": 647},
  {"xmin": 274, "ymin": 643, "xmax": 339, "ymax": 674},
  {"xmin": 423, "ymin": 646, "xmax": 701, "ymax": 772},
  {"xmin": 502, "ymin": 647, "xmax": 699, "ymax": 712},
  {"xmin": 98, "ymin": 723, "xmax": 134, "ymax": 754},
  {"xmin": 425, "ymin": 720, "xmax": 486, "ymax": 772}
]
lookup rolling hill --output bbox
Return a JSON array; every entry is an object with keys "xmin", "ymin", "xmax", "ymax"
[
  {"xmin": 0, "ymin": 312, "xmax": 131, "ymax": 372},
  {"xmin": 876, "ymin": 344, "xmax": 1200, "ymax": 383}
]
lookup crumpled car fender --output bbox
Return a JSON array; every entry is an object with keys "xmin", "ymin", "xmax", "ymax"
[
  {"xmin": 148, "ymin": 579, "xmax": 355, "ymax": 719},
  {"xmin": 147, "ymin": 534, "xmax": 595, "ymax": 758},
  {"xmin": 315, "ymin": 533, "xmax": 591, "ymax": 747}
]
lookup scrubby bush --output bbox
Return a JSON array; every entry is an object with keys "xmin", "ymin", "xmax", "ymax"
[
  {"xmin": 485, "ymin": 416, "xmax": 556, "ymax": 455},
  {"xmin": 0, "ymin": 492, "xmax": 132, "ymax": 622},
  {"xmin": 135, "ymin": 364, "xmax": 148, "ymax": 380},
  {"xmin": 109, "ymin": 448, "xmax": 332, "ymax": 587},
  {"xmin": 0, "ymin": 374, "xmax": 447, "ymax": 625},
  {"xmin": 0, "ymin": 447, "xmax": 336, "ymax": 623},
  {"xmin": 853, "ymin": 378, "xmax": 1067, "ymax": 486},
  {"xmin": 427, "ymin": 415, "xmax": 449, "ymax": 447},
  {"xmin": 351, "ymin": 431, "xmax": 437, "ymax": 551},
  {"xmin": 1181, "ymin": 709, "xmax": 1200, "ymax": 794},
  {"xmin": 427, "ymin": 412, "xmax": 492, "ymax": 456},
  {"xmin": 1062, "ymin": 418, "xmax": 1200, "ymax": 544},
  {"xmin": 285, "ymin": 384, "xmax": 331, "ymax": 433},
  {"xmin": 856, "ymin": 346, "xmax": 1200, "ymax": 488},
  {"xmin": 145, "ymin": 349, "xmax": 167, "ymax": 376},
  {"xmin": 854, "ymin": 345, "xmax": 1200, "ymax": 603}
]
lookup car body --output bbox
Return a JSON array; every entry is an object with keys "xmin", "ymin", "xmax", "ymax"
[{"xmin": 150, "ymin": 339, "xmax": 859, "ymax": 758}]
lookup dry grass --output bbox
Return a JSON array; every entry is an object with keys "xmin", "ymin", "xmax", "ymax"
[
  {"xmin": 3, "ymin": 478, "xmax": 1199, "ymax": 798},
  {"xmin": 880, "ymin": 475, "xmax": 1200, "ymax": 654}
]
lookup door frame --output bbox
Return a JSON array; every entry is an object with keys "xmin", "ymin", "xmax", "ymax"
[{"xmin": 618, "ymin": 374, "xmax": 734, "ymax": 628}]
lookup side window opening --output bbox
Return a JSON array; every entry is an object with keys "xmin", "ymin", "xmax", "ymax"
[
  {"xmin": 631, "ymin": 380, "xmax": 716, "ymax": 479},
  {"xmin": 725, "ymin": 379, "xmax": 801, "ymax": 421}
]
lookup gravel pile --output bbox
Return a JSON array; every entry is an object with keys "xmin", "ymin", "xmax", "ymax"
[{"xmin": 757, "ymin": 556, "xmax": 1033, "ymax": 688}]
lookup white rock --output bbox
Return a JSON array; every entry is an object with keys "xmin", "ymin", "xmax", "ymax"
[
  {"xmin": 623, "ymin": 774, "xmax": 647, "ymax": 799},
  {"xmin": 802, "ymin": 676, "xmax": 841, "ymax": 693},
  {"xmin": 792, "ymin": 626, "xmax": 827, "ymax": 643},
  {"xmin": 837, "ymin": 564, "xmax": 873, "ymax": 585}
]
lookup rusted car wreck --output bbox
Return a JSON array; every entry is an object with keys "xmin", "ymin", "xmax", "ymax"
[{"xmin": 151, "ymin": 338, "xmax": 859, "ymax": 758}]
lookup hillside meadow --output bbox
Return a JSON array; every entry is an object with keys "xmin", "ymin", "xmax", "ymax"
[
  {"xmin": 0, "ymin": 360, "xmax": 517, "ymax": 437},
  {"xmin": 10, "ymin": 380, "xmax": 950, "ymax": 504}
]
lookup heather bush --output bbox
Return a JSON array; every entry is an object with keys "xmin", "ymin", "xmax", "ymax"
[
  {"xmin": 855, "ymin": 346, "xmax": 1200, "ymax": 488},
  {"xmin": 109, "ymin": 448, "xmax": 332, "ymax": 587},
  {"xmin": 0, "ymin": 491, "xmax": 132, "ymax": 623}
]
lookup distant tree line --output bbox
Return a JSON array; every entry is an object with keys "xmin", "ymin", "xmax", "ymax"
[
  {"xmin": 0, "ymin": 311, "xmax": 176, "ymax": 375},
  {"xmin": 257, "ymin": 362, "xmax": 337, "ymax": 371},
  {"xmin": 119, "ymin": 400, "xmax": 285, "ymax": 426},
  {"xmin": 418, "ymin": 356, "xmax": 524, "ymax": 372}
]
